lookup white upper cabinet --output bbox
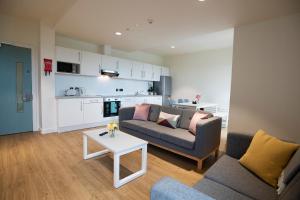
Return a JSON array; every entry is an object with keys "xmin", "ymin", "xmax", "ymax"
[
  {"xmin": 56, "ymin": 46, "xmax": 81, "ymax": 64},
  {"xmin": 118, "ymin": 58, "xmax": 132, "ymax": 79},
  {"xmin": 101, "ymin": 55, "xmax": 119, "ymax": 71},
  {"xmin": 142, "ymin": 63, "xmax": 153, "ymax": 81},
  {"xmin": 81, "ymin": 51, "xmax": 101, "ymax": 76},
  {"xmin": 55, "ymin": 46, "xmax": 170, "ymax": 80},
  {"xmin": 152, "ymin": 65, "xmax": 162, "ymax": 81},
  {"xmin": 131, "ymin": 61, "xmax": 144, "ymax": 80},
  {"xmin": 161, "ymin": 66, "xmax": 170, "ymax": 76}
]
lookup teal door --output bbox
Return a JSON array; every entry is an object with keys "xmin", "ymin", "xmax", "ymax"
[{"xmin": 0, "ymin": 44, "xmax": 33, "ymax": 135}]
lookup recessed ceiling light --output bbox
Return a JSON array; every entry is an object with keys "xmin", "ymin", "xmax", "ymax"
[
  {"xmin": 171, "ymin": 46, "xmax": 175, "ymax": 49},
  {"xmin": 198, "ymin": 0, "xmax": 205, "ymax": 2},
  {"xmin": 115, "ymin": 32, "xmax": 122, "ymax": 36}
]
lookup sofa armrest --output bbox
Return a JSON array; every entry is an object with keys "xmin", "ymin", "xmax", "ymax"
[
  {"xmin": 151, "ymin": 177, "xmax": 214, "ymax": 200},
  {"xmin": 226, "ymin": 132, "xmax": 253, "ymax": 159},
  {"xmin": 119, "ymin": 107, "xmax": 135, "ymax": 122},
  {"xmin": 194, "ymin": 117, "xmax": 222, "ymax": 158}
]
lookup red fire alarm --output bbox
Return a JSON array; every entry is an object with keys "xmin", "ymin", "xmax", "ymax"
[{"xmin": 44, "ymin": 58, "xmax": 52, "ymax": 76}]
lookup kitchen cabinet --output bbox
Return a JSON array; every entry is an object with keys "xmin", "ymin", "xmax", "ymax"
[
  {"xmin": 152, "ymin": 65, "xmax": 162, "ymax": 81},
  {"xmin": 101, "ymin": 55, "xmax": 119, "ymax": 71},
  {"xmin": 55, "ymin": 46, "xmax": 171, "ymax": 81},
  {"xmin": 161, "ymin": 66, "xmax": 170, "ymax": 76},
  {"xmin": 118, "ymin": 58, "xmax": 133, "ymax": 79},
  {"xmin": 142, "ymin": 64, "xmax": 154, "ymax": 81},
  {"xmin": 83, "ymin": 98, "xmax": 103, "ymax": 124},
  {"xmin": 131, "ymin": 61, "xmax": 144, "ymax": 80},
  {"xmin": 56, "ymin": 46, "xmax": 81, "ymax": 64},
  {"xmin": 81, "ymin": 51, "xmax": 101, "ymax": 76},
  {"xmin": 57, "ymin": 98, "xmax": 84, "ymax": 127},
  {"xmin": 57, "ymin": 98, "xmax": 103, "ymax": 130}
]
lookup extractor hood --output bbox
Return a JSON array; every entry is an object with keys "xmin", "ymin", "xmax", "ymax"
[{"xmin": 100, "ymin": 69, "xmax": 119, "ymax": 77}]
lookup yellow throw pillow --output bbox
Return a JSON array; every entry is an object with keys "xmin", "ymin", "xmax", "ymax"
[{"xmin": 239, "ymin": 130, "xmax": 299, "ymax": 187}]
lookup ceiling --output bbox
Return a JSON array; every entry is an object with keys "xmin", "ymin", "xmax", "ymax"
[{"xmin": 1, "ymin": 0, "xmax": 300, "ymax": 55}]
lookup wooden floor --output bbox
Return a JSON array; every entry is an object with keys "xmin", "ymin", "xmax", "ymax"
[{"xmin": 0, "ymin": 129, "xmax": 220, "ymax": 200}]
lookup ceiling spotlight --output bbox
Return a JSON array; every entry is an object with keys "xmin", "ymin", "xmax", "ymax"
[
  {"xmin": 171, "ymin": 46, "xmax": 175, "ymax": 49},
  {"xmin": 115, "ymin": 32, "xmax": 122, "ymax": 36},
  {"xmin": 198, "ymin": 0, "xmax": 205, "ymax": 2}
]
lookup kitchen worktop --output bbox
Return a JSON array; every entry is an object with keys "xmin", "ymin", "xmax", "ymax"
[{"xmin": 55, "ymin": 94, "xmax": 162, "ymax": 99}]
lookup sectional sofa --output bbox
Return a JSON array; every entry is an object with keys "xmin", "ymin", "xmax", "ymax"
[
  {"xmin": 151, "ymin": 132, "xmax": 300, "ymax": 200},
  {"xmin": 119, "ymin": 104, "xmax": 222, "ymax": 170}
]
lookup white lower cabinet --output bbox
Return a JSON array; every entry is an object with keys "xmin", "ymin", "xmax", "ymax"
[
  {"xmin": 83, "ymin": 99, "xmax": 103, "ymax": 124},
  {"xmin": 57, "ymin": 99, "xmax": 84, "ymax": 127},
  {"xmin": 57, "ymin": 98, "xmax": 103, "ymax": 132}
]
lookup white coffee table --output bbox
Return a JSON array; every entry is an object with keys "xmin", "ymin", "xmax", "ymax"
[{"xmin": 82, "ymin": 129, "xmax": 148, "ymax": 188}]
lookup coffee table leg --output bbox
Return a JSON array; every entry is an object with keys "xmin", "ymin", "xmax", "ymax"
[
  {"xmin": 113, "ymin": 153, "xmax": 120, "ymax": 188},
  {"xmin": 113, "ymin": 144, "xmax": 147, "ymax": 188},
  {"xmin": 83, "ymin": 135, "xmax": 88, "ymax": 159},
  {"xmin": 141, "ymin": 144, "xmax": 147, "ymax": 173},
  {"xmin": 83, "ymin": 135, "xmax": 109, "ymax": 160}
]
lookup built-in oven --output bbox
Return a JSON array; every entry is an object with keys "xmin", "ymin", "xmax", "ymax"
[{"xmin": 103, "ymin": 98, "xmax": 121, "ymax": 117}]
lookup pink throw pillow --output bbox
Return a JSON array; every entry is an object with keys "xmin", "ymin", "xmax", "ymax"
[
  {"xmin": 189, "ymin": 112, "xmax": 208, "ymax": 135},
  {"xmin": 133, "ymin": 104, "xmax": 150, "ymax": 121}
]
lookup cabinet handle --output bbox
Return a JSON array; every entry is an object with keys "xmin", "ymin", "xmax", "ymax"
[
  {"xmin": 130, "ymin": 69, "xmax": 133, "ymax": 77},
  {"xmin": 78, "ymin": 52, "xmax": 81, "ymax": 63},
  {"xmin": 81, "ymin": 101, "xmax": 83, "ymax": 111}
]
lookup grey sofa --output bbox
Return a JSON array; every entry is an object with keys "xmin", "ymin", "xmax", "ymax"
[
  {"xmin": 119, "ymin": 104, "xmax": 222, "ymax": 170},
  {"xmin": 151, "ymin": 132, "xmax": 300, "ymax": 200}
]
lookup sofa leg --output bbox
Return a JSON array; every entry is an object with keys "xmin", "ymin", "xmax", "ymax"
[
  {"xmin": 197, "ymin": 160, "xmax": 203, "ymax": 170},
  {"xmin": 215, "ymin": 148, "xmax": 219, "ymax": 158}
]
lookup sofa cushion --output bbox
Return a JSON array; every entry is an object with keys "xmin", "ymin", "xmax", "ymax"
[
  {"xmin": 283, "ymin": 149, "xmax": 300, "ymax": 184},
  {"xmin": 179, "ymin": 109, "xmax": 213, "ymax": 130},
  {"xmin": 133, "ymin": 104, "xmax": 150, "ymax": 121},
  {"xmin": 194, "ymin": 178, "xmax": 253, "ymax": 200},
  {"xmin": 205, "ymin": 155, "xmax": 278, "ymax": 200},
  {"xmin": 279, "ymin": 173, "xmax": 300, "ymax": 200},
  {"xmin": 160, "ymin": 128, "xmax": 195, "ymax": 150},
  {"xmin": 148, "ymin": 104, "xmax": 161, "ymax": 122},
  {"xmin": 157, "ymin": 111, "xmax": 181, "ymax": 129},
  {"xmin": 120, "ymin": 120, "xmax": 162, "ymax": 139},
  {"xmin": 239, "ymin": 130, "xmax": 299, "ymax": 187},
  {"xmin": 120, "ymin": 120, "xmax": 195, "ymax": 150},
  {"xmin": 161, "ymin": 106, "xmax": 183, "ymax": 127},
  {"xmin": 188, "ymin": 112, "xmax": 209, "ymax": 135}
]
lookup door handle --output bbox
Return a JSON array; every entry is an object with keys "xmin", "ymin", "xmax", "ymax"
[{"xmin": 23, "ymin": 93, "xmax": 33, "ymax": 102}]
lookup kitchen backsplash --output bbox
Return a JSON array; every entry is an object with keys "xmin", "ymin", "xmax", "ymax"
[{"xmin": 55, "ymin": 74, "xmax": 152, "ymax": 96}]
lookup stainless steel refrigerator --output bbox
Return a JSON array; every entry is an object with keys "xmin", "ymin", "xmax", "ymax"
[{"xmin": 153, "ymin": 76, "xmax": 172, "ymax": 106}]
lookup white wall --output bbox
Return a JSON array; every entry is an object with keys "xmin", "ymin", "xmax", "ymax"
[
  {"xmin": 164, "ymin": 48, "xmax": 233, "ymax": 106},
  {"xmin": 0, "ymin": 14, "xmax": 40, "ymax": 131},
  {"xmin": 229, "ymin": 13, "xmax": 300, "ymax": 143},
  {"xmin": 55, "ymin": 75, "xmax": 150, "ymax": 96},
  {"xmin": 55, "ymin": 34, "xmax": 164, "ymax": 65},
  {"xmin": 39, "ymin": 22, "xmax": 57, "ymax": 133}
]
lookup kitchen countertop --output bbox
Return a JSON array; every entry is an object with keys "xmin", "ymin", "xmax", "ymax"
[{"xmin": 55, "ymin": 94, "xmax": 162, "ymax": 99}]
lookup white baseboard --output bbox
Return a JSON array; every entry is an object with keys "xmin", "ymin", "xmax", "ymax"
[{"xmin": 40, "ymin": 127, "xmax": 58, "ymax": 134}]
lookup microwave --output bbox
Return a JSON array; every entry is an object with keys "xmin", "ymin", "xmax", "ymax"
[{"xmin": 57, "ymin": 61, "xmax": 80, "ymax": 74}]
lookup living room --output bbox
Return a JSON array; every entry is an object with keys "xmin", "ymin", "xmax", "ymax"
[{"xmin": 0, "ymin": 0, "xmax": 299, "ymax": 200}]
